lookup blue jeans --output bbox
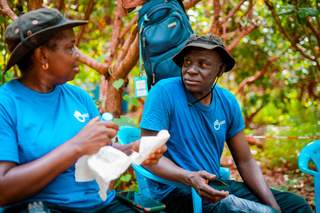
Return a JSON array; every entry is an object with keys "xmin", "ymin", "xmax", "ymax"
[{"xmin": 219, "ymin": 194, "xmax": 277, "ymax": 213}]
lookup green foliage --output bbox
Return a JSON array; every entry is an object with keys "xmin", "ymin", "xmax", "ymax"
[
  {"xmin": 113, "ymin": 115, "xmax": 136, "ymax": 127},
  {"xmin": 250, "ymin": 96, "xmax": 320, "ymax": 169},
  {"xmin": 123, "ymin": 94, "xmax": 139, "ymax": 107},
  {"xmin": 114, "ymin": 171, "xmax": 139, "ymax": 192},
  {"xmin": 1, "ymin": 0, "xmax": 319, "ymax": 194},
  {"xmin": 113, "ymin": 79, "xmax": 125, "ymax": 90},
  {"xmin": 278, "ymin": 4, "xmax": 320, "ymax": 24},
  {"xmin": 278, "ymin": 5, "xmax": 295, "ymax": 15}
]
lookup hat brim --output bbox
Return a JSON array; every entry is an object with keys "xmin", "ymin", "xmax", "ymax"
[
  {"xmin": 4, "ymin": 19, "xmax": 88, "ymax": 73},
  {"xmin": 172, "ymin": 42, "xmax": 235, "ymax": 72}
]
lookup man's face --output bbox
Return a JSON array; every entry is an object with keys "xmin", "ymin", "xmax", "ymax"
[{"xmin": 181, "ymin": 47, "xmax": 224, "ymax": 99}]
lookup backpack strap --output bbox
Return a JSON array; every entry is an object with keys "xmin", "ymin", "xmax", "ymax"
[
  {"xmin": 176, "ymin": 0, "xmax": 186, "ymax": 13},
  {"xmin": 139, "ymin": 14, "xmax": 150, "ymax": 77}
]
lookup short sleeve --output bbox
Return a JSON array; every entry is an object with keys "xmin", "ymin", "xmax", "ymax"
[
  {"xmin": 226, "ymin": 96, "xmax": 245, "ymax": 140},
  {"xmin": 0, "ymin": 100, "xmax": 19, "ymax": 163},
  {"xmin": 140, "ymin": 84, "xmax": 171, "ymax": 131}
]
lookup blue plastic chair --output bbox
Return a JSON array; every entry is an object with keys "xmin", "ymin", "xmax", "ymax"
[
  {"xmin": 118, "ymin": 126, "xmax": 230, "ymax": 213},
  {"xmin": 298, "ymin": 140, "xmax": 320, "ymax": 212}
]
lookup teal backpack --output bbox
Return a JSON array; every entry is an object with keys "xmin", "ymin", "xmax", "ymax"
[{"xmin": 138, "ymin": 0, "xmax": 194, "ymax": 88}]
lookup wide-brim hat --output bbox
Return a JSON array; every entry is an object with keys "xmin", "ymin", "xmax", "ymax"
[
  {"xmin": 4, "ymin": 8, "xmax": 88, "ymax": 73},
  {"xmin": 172, "ymin": 34, "xmax": 235, "ymax": 72}
]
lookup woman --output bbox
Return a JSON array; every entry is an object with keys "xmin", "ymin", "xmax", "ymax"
[{"xmin": 0, "ymin": 8, "xmax": 166, "ymax": 212}]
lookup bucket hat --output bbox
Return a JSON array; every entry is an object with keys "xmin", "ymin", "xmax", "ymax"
[
  {"xmin": 172, "ymin": 33, "xmax": 235, "ymax": 72},
  {"xmin": 4, "ymin": 8, "xmax": 88, "ymax": 74}
]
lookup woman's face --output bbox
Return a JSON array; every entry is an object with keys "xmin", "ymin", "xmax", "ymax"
[{"xmin": 45, "ymin": 28, "xmax": 80, "ymax": 85}]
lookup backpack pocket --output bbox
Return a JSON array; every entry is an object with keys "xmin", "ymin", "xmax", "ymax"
[
  {"xmin": 150, "ymin": 42, "xmax": 186, "ymax": 84},
  {"xmin": 142, "ymin": 11, "xmax": 191, "ymax": 57}
]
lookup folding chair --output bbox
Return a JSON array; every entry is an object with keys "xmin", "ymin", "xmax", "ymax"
[
  {"xmin": 298, "ymin": 140, "xmax": 320, "ymax": 212},
  {"xmin": 118, "ymin": 126, "xmax": 230, "ymax": 213}
]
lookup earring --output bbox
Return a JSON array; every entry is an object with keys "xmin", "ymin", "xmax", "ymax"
[{"xmin": 42, "ymin": 62, "xmax": 49, "ymax": 70}]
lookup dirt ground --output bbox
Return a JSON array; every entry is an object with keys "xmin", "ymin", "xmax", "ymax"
[{"xmin": 221, "ymin": 155, "xmax": 315, "ymax": 212}]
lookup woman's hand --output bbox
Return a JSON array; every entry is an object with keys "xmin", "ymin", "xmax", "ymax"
[
  {"xmin": 70, "ymin": 116, "xmax": 119, "ymax": 156},
  {"xmin": 188, "ymin": 170, "xmax": 229, "ymax": 204}
]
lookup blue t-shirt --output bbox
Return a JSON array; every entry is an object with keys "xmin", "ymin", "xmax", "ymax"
[
  {"xmin": 0, "ymin": 79, "xmax": 115, "ymax": 209},
  {"xmin": 139, "ymin": 77, "xmax": 245, "ymax": 201}
]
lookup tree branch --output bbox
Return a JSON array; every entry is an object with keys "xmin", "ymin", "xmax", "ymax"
[
  {"xmin": 103, "ymin": 1, "xmax": 125, "ymax": 75},
  {"xmin": 77, "ymin": 48, "xmax": 108, "ymax": 75},
  {"xmin": 56, "ymin": 0, "xmax": 65, "ymax": 11},
  {"xmin": 220, "ymin": 0, "xmax": 246, "ymax": 26},
  {"xmin": 236, "ymin": 56, "xmax": 278, "ymax": 95},
  {"xmin": 183, "ymin": 0, "xmax": 202, "ymax": 10},
  {"xmin": 210, "ymin": 0, "xmax": 221, "ymax": 34},
  {"xmin": 0, "ymin": 0, "xmax": 18, "ymax": 20},
  {"xmin": 119, "ymin": 14, "xmax": 138, "ymax": 41},
  {"xmin": 26, "ymin": 0, "xmax": 42, "ymax": 11},
  {"xmin": 226, "ymin": 23, "xmax": 258, "ymax": 52},
  {"xmin": 307, "ymin": 19, "xmax": 320, "ymax": 47},
  {"xmin": 116, "ymin": 27, "xmax": 139, "ymax": 79},
  {"xmin": 116, "ymin": 26, "xmax": 138, "ymax": 64},
  {"xmin": 265, "ymin": 1, "xmax": 316, "ymax": 63},
  {"xmin": 75, "ymin": 0, "xmax": 95, "ymax": 47},
  {"xmin": 301, "ymin": 24, "xmax": 320, "ymax": 68}
]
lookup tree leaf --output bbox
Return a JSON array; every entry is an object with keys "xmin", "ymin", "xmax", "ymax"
[
  {"xmin": 96, "ymin": 52, "xmax": 110, "ymax": 63},
  {"xmin": 298, "ymin": 7, "xmax": 319, "ymax": 18},
  {"xmin": 297, "ymin": 14, "xmax": 307, "ymax": 25},
  {"xmin": 120, "ymin": 173, "xmax": 132, "ymax": 182},
  {"xmin": 113, "ymin": 115, "xmax": 135, "ymax": 127},
  {"xmin": 278, "ymin": 5, "xmax": 295, "ymax": 15},
  {"xmin": 113, "ymin": 79, "xmax": 124, "ymax": 90},
  {"xmin": 278, "ymin": 9, "xmax": 295, "ymax": 15},
  {"xmin": 123, "ymin": 94, "xmax": 139, "ymax": 107}
]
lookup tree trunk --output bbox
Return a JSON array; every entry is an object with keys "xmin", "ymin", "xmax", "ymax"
[
  {"xmin": 105, "ymin": 78, "xmax": 125, "ymax": 118},
  {"xmin": 26, "ymin": 0, "xmax": 42, "ymax": 10}
]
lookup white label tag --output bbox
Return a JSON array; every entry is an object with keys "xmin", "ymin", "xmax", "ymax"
[{"xmin": 134, "ymin": 77, "xmax": 148, "ymax": 97}]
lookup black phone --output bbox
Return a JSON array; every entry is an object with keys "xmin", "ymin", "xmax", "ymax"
[
  {"xmin": 209, "ymin": 179, "xmax": 230, "ymax": 188},
  {"xmin": 214, "ymin": 179, "xmax": 229, "ymax": 187},
  {"xmin": 116, "ymin": 191, "xmax": 166, "ymax": 212}
]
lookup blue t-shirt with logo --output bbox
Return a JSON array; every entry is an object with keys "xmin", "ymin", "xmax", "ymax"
[
  {"xmin": 139, "ymin": 77, "xmax": 245, "ymax": 201},
  {"xmin": 0, "ymin": 79, "xmax": 115, "ymax": 209}
]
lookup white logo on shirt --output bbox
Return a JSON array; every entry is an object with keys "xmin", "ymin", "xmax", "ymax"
[
  {"xmin": 74, "ymin": 110, "xmax": 89, "ymax": 122},
  {"xmin": 214, "ymin": 120, "xmax": 226, "ymax": 130}
]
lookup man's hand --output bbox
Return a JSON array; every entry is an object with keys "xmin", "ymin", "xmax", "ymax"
[
  {"xmin": 141, "ymin": 144, "xmax": 167, "ymax": 166},
  {"xmin": 188, "ymin": 170, "xmax": 229, "ymax": 204},
  {"xmin": 131, "ymin": 140, "xmax": 167, "ymax": 167},
  {"xmin": 113, "ymin": 139, "xmax": 167, "ymax": 167}
]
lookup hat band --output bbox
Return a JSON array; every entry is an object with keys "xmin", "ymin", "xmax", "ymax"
[{"xmin": 185, "ymin": 40, "xmax": 225, "ymax": 49}]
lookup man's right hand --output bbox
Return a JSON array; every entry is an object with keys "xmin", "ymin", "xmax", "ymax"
[{"xmin": 188, "ymin": 170, "xmax": 229, "ymax": 203}]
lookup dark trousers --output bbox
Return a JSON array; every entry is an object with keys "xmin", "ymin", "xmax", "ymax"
[
  {"xmin": 161, "ymin": 179, "xmax": 312, "ymax": 213},
  {"xmin": 2, "ymin": 198, "xmax": 138, "ymax": 213}
]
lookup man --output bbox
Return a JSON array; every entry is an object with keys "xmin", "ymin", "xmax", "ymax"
[{"xmin": 139, "ymin": 34, "xmax": 312, "ymax": 212}]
